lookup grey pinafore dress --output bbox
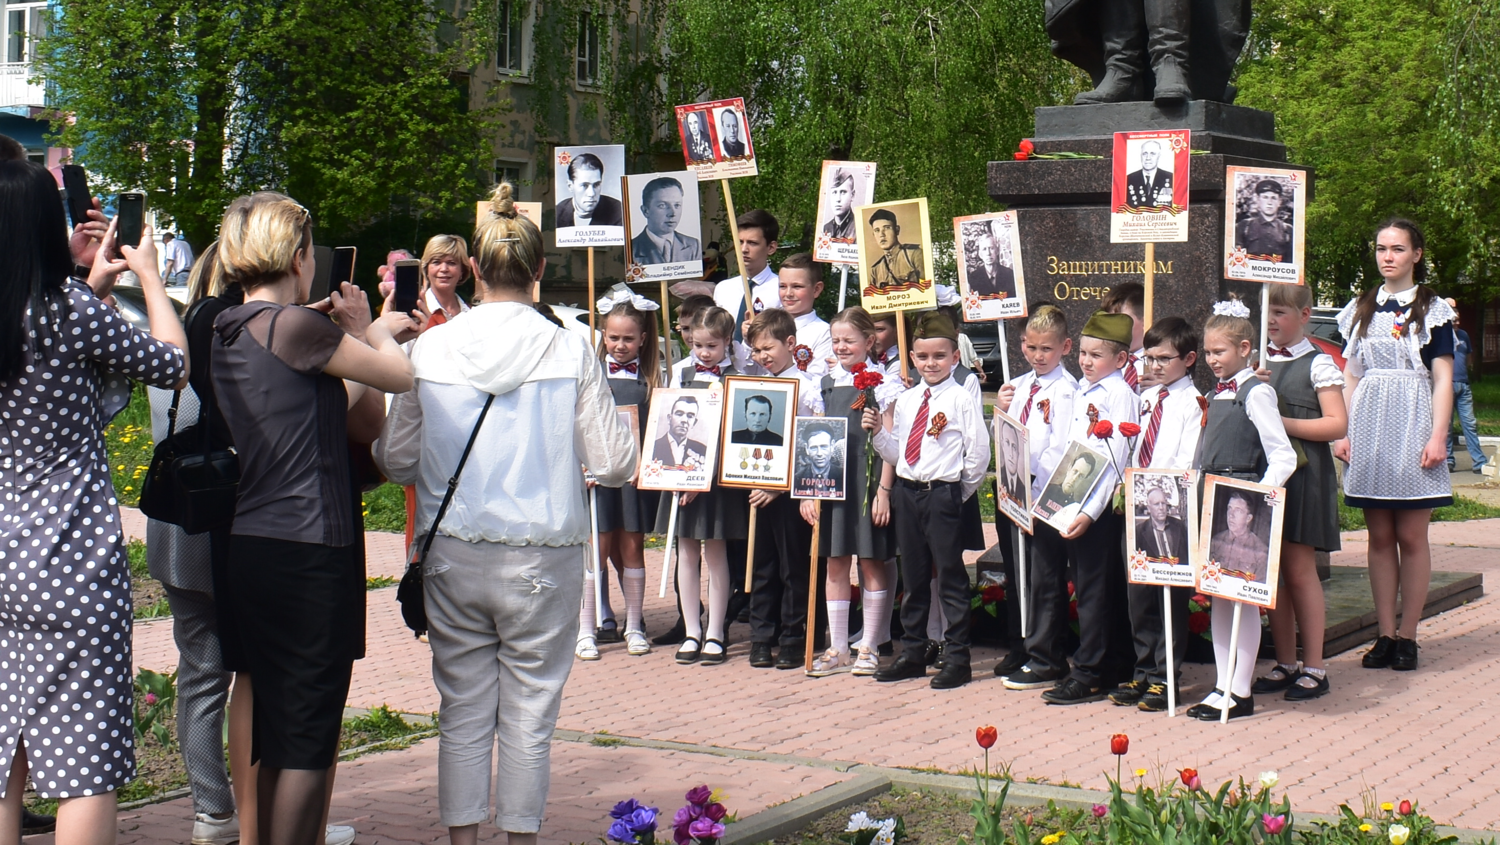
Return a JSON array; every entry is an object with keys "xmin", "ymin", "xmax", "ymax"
[
  {"xmin": 817, "ymin": 376, "xmax": 895, "ymax": 559},
  {"xmin": 1269, "ymin": 353, "xmax": 1341, "ymax": 551},
  {"xmin": 596, "ymin": 366, "xmax": 661, "ymax": 533}
]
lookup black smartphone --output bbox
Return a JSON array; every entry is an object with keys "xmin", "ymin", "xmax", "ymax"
[
  {"xmin": 61, "ymin": 165, "xmax": 92, "ymax": 229},
  {"xmin": 309, "ymin": 245, "xmax": 334, "ymax": 303},
  {"xmin": 331, "ymin": 246, "xmax": 357, "ymax": 290},
  {"xmin": 393, "ymin": 259, "xmax": 420, "ymax": 315},
  {"xmin": 116, "ymin": 192, "xmax": 145, "ymax": 249}
]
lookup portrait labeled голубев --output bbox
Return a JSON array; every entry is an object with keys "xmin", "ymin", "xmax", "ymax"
[
  {"xmin": 1032, "ymin": 440, "xmax": 1110, "ymax": 533},
  {"xmin": 718, "ymin": 376, "xmax": 799, "ymax": 491},
  {"xmin": 1195, "ymin": 474, "xmax": 1285, "ymax": 609},
  {"xmin": 954, "ymin": 210, "xmax": 1027, "ymax": 322},
  {"xmin": 637, "ymin": 387, "xmax": 723, "ymax": 493},
  {"xmin": 814, "ymin": 160, "xmax": 877, "ymax": 265},
  {"xmin": 1124, "ymin": 468, "xmax": 1199, "ymax": 587},
  {"xmin": 790, "ymin": 417, "xmax": 847, "ymax": 501},
  {"xmin": 856, "ymin": 197, "xmax": 936, "ymax": 315},
  {"xmin": 622, "ymin": 170, "xmax": 705, "ymax": 283},
  {"xmin": 1223, "ymin": 165, "xmax": 1307, "ymax": 286},
  {"xmin": 554, "ymin": 144, "xmax": 626, "ymax": 249}
]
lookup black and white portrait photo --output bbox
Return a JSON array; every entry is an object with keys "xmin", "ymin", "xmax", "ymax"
[
  {"xmin": 814, "ymin": 161, "xmax": 877, "ymax": 265},
  {"xmin": 675, "ymin": 97, "xmax": 759, "ymax": 180},
  {"xmin": 1223, "ymin": 166, "xmax": 1308, "ymax": 285},
  {"xmin": 637, "ymin": 388, "xmax": 724, "ymax": 493},
  {"xmin": 718, "ymin": 376, "xmax": 800, "ymax": 490},
  {"xmin": 1196, "ymin": 475, "xmax": 1285, "ymax": 607},
  {"xmin": 715, "ymin": 106, "xmax": 750, "ymax": 159},
  {"xmin": 1032, "ymin": 441, "xmax": 1109, "ymax": 532},
  {"xmin": 1110, "ymin": 129, "xmax": 1190, "ymax": 244},
  {"xmin": 622, "ymin": 170, "xmax": 705, "ymax": 282},
  {"xmin": 790, "ymin": 418, "xmax": 848, "ymax": 501},
  {"xmin": 554, "ymin": 144, "xmax": 626, "ymax": 248},
  {"xmin": 954, "ymin": 211, "xmax": 1027, "ymax": 321},
  {"xmin": 680, "ymin": 110, "xmax": 715, "ymax": 164},
  {"xmin": 1125, "ymin": 139, "xmax": 1174, "ymax": 209},
  {"xmin": 994, "ymin": 410, "xmax": 1033, "ymax": 532},
  {"xmin": 1124, "ymin": 469, "xmax": 1199, "ymax": 587}
]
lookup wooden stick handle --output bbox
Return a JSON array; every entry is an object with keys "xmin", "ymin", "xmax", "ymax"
[
  {"xmin": 587, "ymin": 247, "xmax": 597, "ymax": 340},
  {"xmin": 744, "ymin": 504, "xmax": 759, "ymax": 593},
  {"xmin": 661, "ymin": 277, "xmax": 674, "ymax": 373},
  {"xmin": 1163, "ymin": 585, "xmax": 1176, "ymax": 718},
  {"xmin": 659, "ymin": 495, "xmax": 680, "ymax": 599},
  {"xmin": 805, "ymin": 503, "xmax": 822, "ymax": 673},
  {"xmin": 895, "ymin": 311, "xmax": 910, "ymax": 385},
  {"xmin": 1143, "ymin": 242, "xmax": 1155, "ymax": 326},
  {"xmin": 721, "ymin": 179, "xmax": 749, "ymax": 310}
]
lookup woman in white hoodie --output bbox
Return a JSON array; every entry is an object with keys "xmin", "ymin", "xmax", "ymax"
[{"xmin": 375, "ymin": 183, "xmax": 638, "ymax": 845}]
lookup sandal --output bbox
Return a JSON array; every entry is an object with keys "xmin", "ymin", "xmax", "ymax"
[
  {"xmin": 851, "ymin": 647, "xmax": 880, "ymax": 676},
  {"xmin": 676, "ymin": 636, "xmax": 703, "ymax": 664},
  {"xmin": 700, "ymin": 638, "xmax": 727, "ymax": 665},
  {"xmin": 576, "ymin": 636, "xmax": 600, "ymax": 661},
  {"xmin": 625, "ymin": 629, "xmax": 651, "ymax": 656},
  {"xmin": 808, "ymin": 648, "xmax": 853, "ymax": 677}
]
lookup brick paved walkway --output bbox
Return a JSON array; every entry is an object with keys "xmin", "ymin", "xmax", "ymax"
[{"xmin": 119, "ymin": 512, "xmax": 1500, "ymax": 840}]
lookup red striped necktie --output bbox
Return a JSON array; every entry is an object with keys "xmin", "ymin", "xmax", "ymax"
[
  {"xmin": 904, "ymin": 389, "xmax": 932, "ymax": 467},
  {"xmin": 1138, "ymin": 386, "xmax": 1169, "ymax": 467},
  {"xmin": 1124, "ymin": 354, "xmax": 1140, "ymax": 392},
  {"xmin": 1018, "ymin": 381, "xmax": 1041, "ymax": 424}
]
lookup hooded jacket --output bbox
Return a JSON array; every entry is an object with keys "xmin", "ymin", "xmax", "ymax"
[{"xmin": 375, "ymin": 301, "xmax": 638, "ymax": 546}]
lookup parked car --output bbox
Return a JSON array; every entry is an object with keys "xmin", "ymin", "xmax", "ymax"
[{"xmin": 1307, "ymin": 306, "xmax": 1347, "ymax": 371}]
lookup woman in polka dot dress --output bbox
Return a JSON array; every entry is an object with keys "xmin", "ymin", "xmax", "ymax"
[{"xmin": 0, "ymin": 161, "xmax": 188, "ymax": 833}]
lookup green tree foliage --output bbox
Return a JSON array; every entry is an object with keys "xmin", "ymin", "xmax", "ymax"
[
  {"xmin": 39, "ymin": 0, "xmax": 501, "ymax": 250},
  {"xmin": 1432, "ymin": 0, "xmax": 1500, "ymax": 295}
]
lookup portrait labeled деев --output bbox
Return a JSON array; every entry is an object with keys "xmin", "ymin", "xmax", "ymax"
[
  {"xmin": 1124, "ymin": 468, "xmax": 1199, "ymax": 587},
  {"xmin": 1195, "ymin": 474, "xmax": 1285, "ymax": 609},
  {"xmin": 813, "ymin": 160, "xmax": 876, "ymax": 265},
  {"xmin": 554, "ymin": 144, "xmax": 626, "ymax": 249},
  {"xmin": 993, "ymin": 410, "xmax": 1033, "ymax": 533},
  {"xmin": 855, "ymin": 197, "xmax": 936, "ymax": 315},
  {"xmin": 790, "ymin": 417, "xmax": 847, "ymax": 501},
  {"xmin": 954, "ymin": 210, "xmax": 1027, "ymax": 322},
  {"xmin": 622, "ymin": 170, "xmax": 705, "ymax": 283},
  {"xmin": 674, "ymin": 97, "xmax": 759, "ymax": 181},
  {"xmin": 1032, "ymin": 440, "xmax": 1109, "ymax": 533},
  {"xmin": 718, "ymin": 376, "xmax": 799, "ymax": 491},
  {"xmin": 1223, "ymin": 165, "xmax": 1307, "ymax": 286},
  {"xmin": 636, "ymin": 387, "xmax": 723, "ymax": 493}
]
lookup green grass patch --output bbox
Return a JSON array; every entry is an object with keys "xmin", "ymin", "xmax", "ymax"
[
  {"xmin": 340, "ymin": 705, "xmax": 436, "ymax": 755},
  {"xmin": 366, "ymin": 575, "xmax": 398, "ymax": 590},
  {"xmin": 1338, "ymin": 492, "xmax": 1500, "ymax": 531},
  {"xmin": 104, "ymin": 386, "xmax": 154, "ymax": 508},
  {"xmin": 1467, "ymin": 378, "xmax": 1500, "ymax": 437},
  {"xmin": 362, "ymin": 483, "xmax": 408, "ymax": 533}
]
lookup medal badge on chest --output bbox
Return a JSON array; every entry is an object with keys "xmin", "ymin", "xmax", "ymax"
[{"xmin": 793, "ymin": 344, "xmax": 813, "ymax": 371}]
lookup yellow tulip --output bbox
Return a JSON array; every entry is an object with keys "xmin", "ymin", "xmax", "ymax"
[{"xmin": 1389, "ymin": 823, "xmax": 1410, "ymax": 845}]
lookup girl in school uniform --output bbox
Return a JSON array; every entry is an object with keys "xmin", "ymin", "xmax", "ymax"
[
  {"xmin": 666, "ymin": 307, "xmax": 748, "ymax": 665},
  {"xmin": 1186, "ymin": 299, "xmax": 1297, "ymax": 721},
  {"xmin": 577, "ymin": 288, "xmax": 662, "ymax": 660},
  {"xmin": 802, "ymin": 308, "xmax": 904, "ymax": 676},
  {"xmin": 1333, "ymin": 219, "xmax": 1456, "ymax": 672}
]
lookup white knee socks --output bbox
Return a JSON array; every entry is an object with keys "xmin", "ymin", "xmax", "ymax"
[
  {"xmin": 621, "ymin": 568, "xmax": 646, "ymax": 634},
  {"xmin": 598, "ymin": 563, "xmax": 617, "ymax": 624},
  {"xmin": 703, "ymin": 540, "xmax": 730, "ymax": 643},
  {"xmin": 827, "ymin": 601, "xmax": 851, "ymax": 655},
  {"xmin": 1211, "ymin": 599, "xmax": 1260, "ymax": 698},
  {"xmin": 675, "ymin": 540, "xmax": 731, "ymax": 644},
  {"xmin": 580, "ymin": 571, "xmax": 598, "ymax": 638},
  {"xmin": 859, "ymin": 590, "xmax": 890, "ymax": 653}
]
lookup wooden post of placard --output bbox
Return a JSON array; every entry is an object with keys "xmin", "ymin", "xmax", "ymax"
[
  {"xmin": 1144, "ymin": 242, "xmax": 1156, "ymax": 325},
  {"xmin": 589, "ymin": 487, "xmax": 605, "ymax": 628},
  {"xmin": 587, "ymin": 247, "xmax": 597, "ymax": 338},
  {"xmin": 660, "ymin": 278, "xmax": 675, "ymax": 372},
  {"xmin": 1221, "ymin": 601, "xmax": 1245, "ymax": 724},
  {"xmin": 658, "ymin": 495, "xmax": 681, "ymax": 599},
  {"xmin": 804, "ymin": 502, "xmax": 822, "ymax": 672},
  {"xmin": 1258, "ymin": 283, "xmax": 1271, "ymax": 368},
  {"xmin": 744, "ymin": 508, "xmax": 759, "ymax": 592},
  {"xmin": 894, "ymin": 311, "xmax": 911, "ymax": 385},
  {"xmin": 1163, "ymin": 586, "xmax": 1177, "ymax": 717},
  {"xmin": 722, "ymin": 179, "xmax": 750, "ymax": 311}
]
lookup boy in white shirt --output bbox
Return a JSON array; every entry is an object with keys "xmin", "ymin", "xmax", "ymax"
[
  {"xmin": 865, "ymin": 312, "xmax": 990, "ymax": 689},
  {"xmin": 776, "ymin": 253, "xmax": 833, "ymax": 378},
  {"xmin": 1108, "ymin": 316, "xmax": 1206, "ymax": 713},
  {"xmin": 714, "ymin": 209, "xmax": 781, "ymax": 362},
  {"xmin": 1103, "ymin": 282, "xmax": 1145, "ymax": 393}
]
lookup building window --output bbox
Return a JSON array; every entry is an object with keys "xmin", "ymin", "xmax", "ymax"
[
  {"xmin": 497, "ymin": 0, "xmax": 524, "ymax": 74},
  {"xmin": 5, "ymin": 3, "xmax": 46, "ymax": 64},
  {"xmin": 575, "ymin": 12, "xmax": 600, "ymax": 87},
  {"xmin": 494, "ymin": 160, "xmax": 524, "ymax": 191}
]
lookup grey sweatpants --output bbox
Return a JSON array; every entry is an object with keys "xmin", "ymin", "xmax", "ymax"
[{"xmin": 424, "ymin": 537, "xmax": 584, "ymax": 832}]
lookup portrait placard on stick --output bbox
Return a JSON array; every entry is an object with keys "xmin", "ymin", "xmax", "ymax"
[
  {"xmin": 955, "ymin": 210, "xmax": 1027, "ymax": 322},
  {"xmin": 637, "ymin": 387, "xmax": 723, "ymax": 493},
  {"xmin": 814, "ymin": 161, "xmax": 877, "ymax": 265},
  {"xmin": 1110, "ymin": 129, "xmax": 1190, "ymax": 244},
  {"xmin": 476, "ymin": 201, "xmax": 541, "ymax": 228},
  {"xmin": 675, "ymin": 98, "xmax": 758, "ymax": 181},
  {"xmin": 993, "ymin": 410, "xmax": 1033, "ymax": 533},
  {"xmin": 1223, "ymin": 166, "xmax": 1307, "ymax": 285},
  {"xmin": 1196, "ymin": 475, "xmax": 1285, "ymax": 609},
  {"xmin": 856, "ymin": 197, "xmax": 936, "ymax": 315},
  {"xmin": 1125, "ymin": 468, "xmax": 1199, "ymax": 586},
  {"xmin": 554, "ymin": 144, "xmax": 627, "ymax": 248},
  {"xmin": 790, "ymin": 417, "xmax": 847, "ymax": 501},
  {"xmin": 718, "ymin": 376, "xmax": 799, "ymax": 491},
  {"xmin": 1032, "ymin": 440, "xmax": 1110, "ymax": 533},
  {"xmin": 622, "ymin": 171, "xmax": 705, "ymax": 283}
]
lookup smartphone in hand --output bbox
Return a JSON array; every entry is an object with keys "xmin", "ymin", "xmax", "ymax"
[
  {"xmin": 116, "ymin": 192, "xmax": 145, "ymax": 249},
  {"xmin": 393, "ymin": 259, "xmax": 420, "ymax": 315},
  {"xmin": 331, "ymin": 247, "xmax": 357, "ymax": 290},
  {"xmin": 62, "ymin": 165, "xmax": 93, "ymax": 229}
]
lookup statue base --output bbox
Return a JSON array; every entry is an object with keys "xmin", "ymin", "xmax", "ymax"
[{"xmin": 987, "ymin": 101, "xmax": 1310, "ymax": 389}]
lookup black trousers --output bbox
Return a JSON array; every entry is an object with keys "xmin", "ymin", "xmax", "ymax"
[
  {"xmin": 1021, "ymin": 520, "xmax": 1072, "ymax": 675},
  {"xmin": 1127, "ymin": 581, "xmax": 1191, "ymax": 685},
  {"xmin": 992, "ymin": 521, "xmax": 1026, "ymax": 648},
  {"xmin": 1067, "ymin": 508, "xmax": 1134, "ymax": 688},
  {"xmin": 749, "ymin": 495, "xmax": 815, "ymax": 646},
  {"xmin": 893, "ymin": 481, "xmax": 972, "ymax": 666}
]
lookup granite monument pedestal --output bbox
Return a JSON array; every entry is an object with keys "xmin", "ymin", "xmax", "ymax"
[{"xmin": 988, "ymin": 101, "xmax": 1313, "ymax": 388}]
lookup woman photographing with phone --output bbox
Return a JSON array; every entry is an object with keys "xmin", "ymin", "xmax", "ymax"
[
  {"xmin": 210, "ymin": 193, "xmax": 418, "ymax": 845},
  {"xmin": 375, "ymin": 183, "xmax": 637, "ymax": 845}
]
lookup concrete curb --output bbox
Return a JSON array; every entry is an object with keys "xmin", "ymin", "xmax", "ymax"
[{"xmin": 721, "ymin": 773, "xmax": 893, "ymax": 845}]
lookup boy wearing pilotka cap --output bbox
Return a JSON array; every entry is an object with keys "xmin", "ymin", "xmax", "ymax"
[
  {"xmin": 863, "ymin": 312, "xmax": 990, "ymax": 689},
  {"xmin": 1012, "ymin": 310, "xmax": 1139, "ymax": 704}
]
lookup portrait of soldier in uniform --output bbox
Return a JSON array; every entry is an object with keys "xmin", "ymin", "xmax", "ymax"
[
  {"xmin": 866, "ymin": 208, "xmax": 925, "ymax": 290},
  {"xmin": 1207, "ymin": 491, "xmax": 1271, "ymax": 583},
  {"xmin": 1235, "ymin": 178, "xmax": 1295, "ymax": 263},
  {"xmin": 683, "ymin": 111, "xmax": 715, "ymax": 163},
  {"xmin": 822, "ymin": 167, "xmax": 858, "ymax": 242}
]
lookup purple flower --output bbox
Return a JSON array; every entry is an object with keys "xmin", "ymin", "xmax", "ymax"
[
  {"xmin": 673, "ymin": 806, "xmax": 699, "ymax": 827},
  {"xmin": 607, "ymin": 819, "xmax": 636, "ymax": 843},
  {"xmin": 704, "ymin": 803, "xmax": 728, "ymax": 822},
  {"xmin": 626, "ymin": 808, "xmax": 659, "ymax": 835},
  {"xmin": 612, "ymin": 799, "xmax": 645, "ymax": 820},
  {"xmin": 688, "ymin": 818, "xmax": 726, "ymax": 841},
  {"xmin": 1092, "ymin": 804, "xmax": 1108, "ymax": 818},
  {"xmin": 673, "ymin": 824, "xmax": 692, "ymax": 845},
  {"xmin": 685, "ymin": 785, "xmax": 713, "ymax": 806}
]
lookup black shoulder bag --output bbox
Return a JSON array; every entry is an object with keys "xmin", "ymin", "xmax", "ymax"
[{"xmin": 397, "ymin": 393, "xmax": 496, "ymax": 637}]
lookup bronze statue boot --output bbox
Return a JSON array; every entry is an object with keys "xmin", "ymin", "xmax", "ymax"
[
  {"xmin": 1152, "ymin": 60, "xmax": 1192, "ymax": 103},
  {"xmin": 1074, "ymin": 69, "xmax": 1146, "ymax": 104}
]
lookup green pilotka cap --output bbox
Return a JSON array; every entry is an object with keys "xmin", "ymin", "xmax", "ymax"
[{"xmin": 1082, "ymin": 311, "xmax": 1133, "ymax": 346}]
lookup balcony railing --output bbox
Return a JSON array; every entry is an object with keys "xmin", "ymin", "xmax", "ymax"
[{"xmin": 0, "ymin": 62, "xmax": 46, "ymax": 110}]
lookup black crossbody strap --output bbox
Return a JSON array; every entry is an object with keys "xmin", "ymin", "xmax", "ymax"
[
  {"xmin": 165, "ymin": 389, "xmax": 181, "ymax": 439},
  {"xmin": 409, "ymin": 392, "xmax": 497, "ymax": 565}
]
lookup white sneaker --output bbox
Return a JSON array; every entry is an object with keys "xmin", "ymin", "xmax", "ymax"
[
  {"xmin": 191, "ymin": 812, "xmax": 240, "ymax": 845},
  {"xmin": 326, "ymin": 823, "xmax": 357, "ymax": 845}
]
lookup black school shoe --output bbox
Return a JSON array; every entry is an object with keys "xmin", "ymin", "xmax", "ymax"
[
  {"xmin": 1193, "ymin": 692, "xmax": 1253, "ymax": 720},
  {"xmin": 1391, "ymin": 637, "xmax": 1420, "ymax": 671},
  {"xmin": 749, "ymin": 642, "xmax": 775, "ymax": 668},
  {"xmin": 596, "ymin": 619, "xmax": 623, "ymax": 643},
  {"xmin": 1284, "ymin": 671, "xmax": 1330, "ymax": 700},
  {"xmin": 922, "ymin": 639, "xmax": 942, "ymax": 667},
  {"xmin": 930, "ymin": 662, "xmax": 972, "ymax": 689},
  {"xmin": 1108, "ymin": 678, "xmax": 1148, "ymax": 706},
  {"xmin": 775, "ymin": 642, "xmax": 804, "ymax": 670},
  {"xmin": 993, "ymin": 647, "xmax": 1029, "ymax": 678},
  {"xmin": 874, "ymin": 654, "xmax": 928, "ymax": 682},
  {"xmin": 1252, "ymin": 664, "xmax": 1301, "ymax": 694},
  {"xmin": 22, "ymin": 808, "xmax": 56, "ymax": 834},
  {"xmin": 1362, "ymin": 635, "xmax": 1397, "ymax": 668},
  {"xmin": 1042, "ymin": 678, "xmax": 1107, "ymax": 705}
]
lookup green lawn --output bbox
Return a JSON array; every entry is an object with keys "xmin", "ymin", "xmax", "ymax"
[
  {"xmin": 1338, "ymin": 492, "xmax": 1500, "ymax": 531},
  {"xmin": 1468, "ymin": 378, "xmax": 1500, "ymax": 436}
]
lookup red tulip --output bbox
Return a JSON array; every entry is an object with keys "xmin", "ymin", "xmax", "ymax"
[
  {"xmin": 1179, "ymin": 768, "xmax": 1198, "ymax": 786},
  {"xmin": 1013, "ymin": 151, "xmax": 1029, "ymax": 160},
  {"xmin": 1110, "ymin": 734, "xmax": 1129, "ymax": 756},
  {"xmin": 1399, "ymin": 800, "xmax": 1412, "ymax": 816},
  {"xmin": 1020, "ymin": 139, "xmax": 1035, "ymax": 154},
  {"xmin": 1119, "ymin": 422, "xmax": 1142, "ymax": 438},
  {"xmin": 976, "ymin": 726, "xmax": 998, "ymax": 749},
  {"xmin": 1092, "ymin": 420, "xmax": 1114, "ymax": 439}
]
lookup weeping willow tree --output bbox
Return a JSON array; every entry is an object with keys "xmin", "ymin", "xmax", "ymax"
[{"xmin": 1432, "ymin": 0, "xmax": 1500, "ymax": 296}]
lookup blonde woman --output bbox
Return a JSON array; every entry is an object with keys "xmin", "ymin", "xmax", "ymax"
[
  {"xmin": 210, "ymin": 193, "xmax": 417, "ymax": 845},
  {"xmin": 376, "ymin": 184, "xmax": 637, "ymax": 845}
]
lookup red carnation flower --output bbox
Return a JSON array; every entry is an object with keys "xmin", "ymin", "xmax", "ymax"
[
  {"xmin": 1188, "ymin": 610, "xmax": 1211, "ymax": 635},
  {"xmin": 1119, "ymin": 422, "xmax": 1141, "ymax": 437},
  {"xmin": 1092, "ymin": 420, "xmax": 1114, "ymax": 439}
]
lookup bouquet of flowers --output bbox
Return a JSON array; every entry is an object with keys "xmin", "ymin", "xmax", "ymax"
[
  {"xmin": 671, "ymin": 785, "xmax": 733, "ymax": 845},
  {"xmin": 607, "ymin": 799, "xmax": 660, "ymax": 845},
  {"xmin": 849, "ymin": 362, "xmax": 888, "ymax": 515}
]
